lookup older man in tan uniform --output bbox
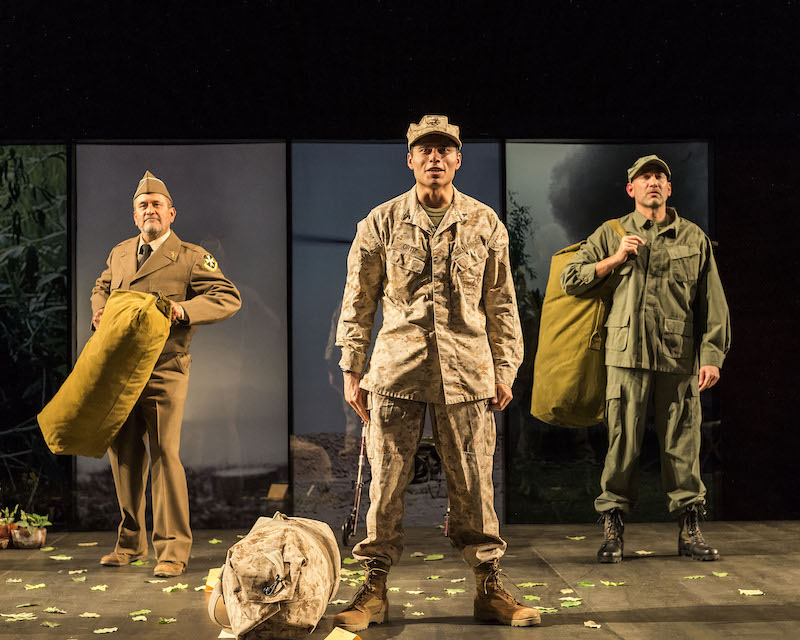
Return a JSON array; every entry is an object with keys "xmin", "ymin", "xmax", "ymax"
[
  {"xmin": 333, "ymin": 116, "xmax": 538, "ymax": 631},
  {"xmin": 91, "ymin": 171, "xmax": 241, "ymax": 577}
]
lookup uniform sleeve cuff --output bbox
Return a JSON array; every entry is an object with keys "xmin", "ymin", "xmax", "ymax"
[
  {"xmin": 339, "ymin": 349, "xmax": 367, "ymax": 374},
  {"xmin": 699, "ymin": 349, "xmax": 726, "ymax": 369},
  {"xmin": 494, "ymin": 367, "xmax": 517, "ymax": 387},
  {"xmin": 580, "ymin": 262, "xmax": 598, "ymax": 285}
]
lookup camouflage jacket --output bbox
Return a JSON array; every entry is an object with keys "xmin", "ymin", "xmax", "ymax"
[
  {"xmin": 337, "ymin": 186, "xmax": 523, "ymax": 404},
  {"xmin": 561, "ymin": 208, "xmax": 730, "ymax": 374}
]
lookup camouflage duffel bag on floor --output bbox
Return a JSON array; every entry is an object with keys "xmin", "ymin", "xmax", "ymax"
[{"xmin": 209, "ymin": 512, "xmax": 341, "ymax": 639}]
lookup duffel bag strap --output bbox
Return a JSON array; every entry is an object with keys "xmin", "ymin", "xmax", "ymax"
[
  {"xmin": 208, "ymin": 567, "xmax": 232, "ymax": 630},
  {"xmin": 605, "ymin": 219, "xmax": 627, "ymax": 238}
]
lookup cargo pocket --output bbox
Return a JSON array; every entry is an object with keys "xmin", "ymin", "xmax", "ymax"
[
  {"xmin": 678, "ymin": 377, "xmax": 700, "ymax": 429},
  {"xmin": 604, "ymin": 311, "xmax": 630, "ymax": 352},
  {"xmin": 483, "ymin": 402, "xmax": 497, "ymax": 456},
  {"xmin": 452, "ymin": 242, "xmax": 488, "ymax": 291},
  {"xmin": 386, "ymin": 243, "xmax": 426, "ymax": 300},
  {"xmin": 662, "ymin": 317, "xmax": 694, "ymax": 360},
  {"xmin": 667, "ymin": 245, "xmax": 700, "ymax": 282},
  {"xmin": 604, "ymin": 383, "xmax": 622, "ymax": 432}
]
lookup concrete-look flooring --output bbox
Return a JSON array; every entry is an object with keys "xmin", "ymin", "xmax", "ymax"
[{"xmin": 1, "ymin": 521, "xmax": 798, "ymax": 639}]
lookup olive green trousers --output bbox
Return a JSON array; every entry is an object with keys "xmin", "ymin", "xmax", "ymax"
[{"xmin": 594, "ymin": 365, "xmax": 706, "ymax": 515}]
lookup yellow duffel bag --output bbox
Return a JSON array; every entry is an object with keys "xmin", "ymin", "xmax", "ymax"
[{"xmin": 38, "ymin": 290, "xmax": 171, "ymax": 458}]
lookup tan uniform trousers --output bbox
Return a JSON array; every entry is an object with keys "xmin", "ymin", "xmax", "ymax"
[
  {"xmin": 594, "ymin": 365, "xmax": 706, "ymax": 515},
  {"xmin": 353, "ymin": 393, "xmax": 506, "ymax": 567},
  {"xmin": 109, "ymin": 352, "xmax": 192, "ymax": 565}
]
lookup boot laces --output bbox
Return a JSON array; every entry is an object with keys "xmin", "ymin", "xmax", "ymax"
[
  {"xmin": 479, "ymin": 563, "xmax": 518, "ymax": 603},
  {"xmin": 600, "ymin": 510, "xmax": 622, "ymax": 539},
  {"xmin": 348, "ymin": 562, "xmax": 388, "ymax": 608},
  {"xmin": 684, "ymin": 506, "xmax": 707, "ymax": 543}
]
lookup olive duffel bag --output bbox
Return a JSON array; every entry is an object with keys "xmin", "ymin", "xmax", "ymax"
[{"xmin": 37, "ymin": 290, "xmax": 171, "ymax": 458}]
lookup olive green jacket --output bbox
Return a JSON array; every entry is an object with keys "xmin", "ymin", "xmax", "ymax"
[
  {"xmin": 336, "ymin": 186, "xmax": 523, "ymax": 404},
  {"xmin": 560, "ymin": 208, "xmax": 730, "ymax": 374}
]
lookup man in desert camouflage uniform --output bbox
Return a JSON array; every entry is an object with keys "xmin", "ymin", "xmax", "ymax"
[{"xmin": 333, "ymin": 116, "xmax": 539, "ymax": 631}]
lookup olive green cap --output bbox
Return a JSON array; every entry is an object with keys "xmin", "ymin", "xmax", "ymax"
[
  {"xmin": 133, "ymin": 170, "xmax": 173, "ymax": 204},
  {"xmin": 627, "ymin": 155, "xmax": 671, "ymax": 182},
  {"xmin": 406, "ymin": 115, "xmax": 462, "ymax": 149}
]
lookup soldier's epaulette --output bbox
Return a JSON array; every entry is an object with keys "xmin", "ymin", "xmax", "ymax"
[{"xmin": 181, "ymin": 241, "xmax": 208, "ymax": 256}]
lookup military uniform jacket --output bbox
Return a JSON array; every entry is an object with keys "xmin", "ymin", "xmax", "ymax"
[
  {"xmin": 560, "ymin": 208, "xmax": 730, "ymax": 374},
  {"xmin": 336, "ymin": 186, "xmax": 523, "ymax": 405},
  {"xmin": 91, "ymin": 231, "xmax": 242, "ymax": 354}
]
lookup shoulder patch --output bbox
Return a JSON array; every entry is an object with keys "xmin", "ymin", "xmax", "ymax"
[{"xmin": 202, "ymin": 253, "xmax": 218, "ymax": 272}]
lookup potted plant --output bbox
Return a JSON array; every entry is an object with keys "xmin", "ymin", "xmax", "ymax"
[
  {"xmin": 0, "ymin": 505, "xmax": 19, "ymax": 549},
  {"xmin": 11, "ymin": 511, "xmax": 52, "ymax": 549}
]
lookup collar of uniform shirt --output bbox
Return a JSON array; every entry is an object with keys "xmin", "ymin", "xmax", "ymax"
[
  {"xmin": 137, "ymin": 229, "xmax": 172, "ymax": 255},
  {"xmin": 631, "ymin": 208, "xmax": 680, "ymax": 237}
]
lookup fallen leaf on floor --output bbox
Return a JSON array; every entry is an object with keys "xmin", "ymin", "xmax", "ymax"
[
  {"xmin": 49, "ymin": 555, "xmax": 73, "ymax": 561},
  {"xmin": 450, "ymin": 577, "xmax": 466, "ymax": 583},
  {"xmin": 518, "ymin": 582, "xmax": 547, "ymax": 587},
  {"xmin": 411, "ymin": 611, "xmax": 425, "ymax": 616},
  {"xmin": 445, "ymin": 588, "xmax": 465, "ymax": 595},
  {"xmin": 584, "ymin": 620, "xmax": 602, "ymax": 628},
  {"xmin": 342, "ymin": 558, "xmax": 357, "ymax": 565},
  {"xmin": 25, "ymin": 584, "xmax": 46, "ymax": 590},
  {"xmin": 162, "ymin": 583, "xmax": 188, "ymax": 593},
  {"xmin": 129, "ymin": 609, "xmax": 151, "ymax": 616},
  {"xmin": 158, "ymin": 617, "xmax": 177, "ymax": 624},
  {"xmin": 406, "ymin": 590, "xmax": 424, "ymax": 595},
  {"xmin": 388, "ymin": 587, "xmax": 400, "ymax": 592},
  {"xmin": 409, "ymin": 552, "xmax": 424, "ymax": 558},
  {"xmin": 6, "ymin": 578, "xmax": 22, "ymax": 583},
  {"xmin": 68, "ymin": 570, "xmax": 87, "ymax": 575},
  {"xmin": 425, "ymin": 596, "xmax": 441, "ymax": 601},
  {"xmin": 634, "ymin": 550, "xmax": 654, "ymax": 556},
  {"xmin": 559, "ymin": 596, "xmax": 582, "ymax": 601},
  {"xmin": 130, "ymin": 560, "xmax": 148, "ymax": 566},
  {"xmin": 41, "ymin": 621, "xmax": 60, "ymax": 627},
  {"xmin": 194, "ymin": 586, "xmax": 205, "ymax": 591},
  {"xmin": 566, "ymin": 536, "xmax": 586, "ymax": 541},
  {"xmin": 43, "ymin": 607, "xmax": 66, "ymax": 614},
  {"xmin": 600, "ymin": 581, "xmax": 626, "ymax": 587},
  {"xmin": 131, "ymin": 616, "xmax": 147, "ymax": 622},
  {"xmin": 79, "ymin": 612, "xmax": 101, "ymax": 618},
  {"xmin": 90, "ymin": 585, "xmax": 108, "ymax": 591},
  {"xmin": 78, "ymin": 542, "xmax": 98, "ymax": 547},
  {"xmin": 146, "ymin": 579, "xmax": 166, "ymax": 583},
  {"xmin": 560, "ymin": 588, "xmax": 574, "ymax": 594},
  {"xmin": 403, "ymin": 602, "xmax": 414, "ymax": 607},
  {"xmin": 340, "ymin": 569, "xmax": 358, "ymax": 576},
  {"xmin": 577, "ymin": 581, "xmax": 595, "ymax": 587},
  {"xmin": 436, "ymin": 525, "xmax": 445, "ymax": 529},
  {"xmin": 39, "ymin": 547, "xmax": 55, "ymax": 552},
  {"xmin": 424, "ymin": 554, "xmax": 444, "ymax": 561},
  {"xmin": 71, "ymin": 577, "xmax": 87, "ymax": 583},
  {"xmin": 15, "ymin": 603, "xmax": 36, "ymax": 608},
  {"xmin": 538, "ymin": 608, "xmax": 559, "ymax": 614},
  {"xmin": 348, "ymin": 581, "xmax": 359, "ymax": 587},
  {"xmin": 236, "ymin": 535, "xmax": 245, "ymax": 539},
  {"xmin": 329, "ymin": 600, "xmax": 349, "ymax": 606},
  {"xmin": 93, "ymin": 627, "xmax": 118, "ymax": 633},
  {"xmin": 523, "ymin": 595, "xmax": 541, "ymax": 601},
  {"xmin": 209, "ymin": 538, "xmax": 223, "ymax": 544},
  {"xmin": 561, "ymin": 601, "xmax": 582, "ymax": 608},
  {"xmin": 738, "ymin": 589, "xmax": 764, "ymax": 596},
  {"xmin": 713, "ymin": 572, "xmax": 728, "ymax": 578},
  {"xmin": 683, "ymin": 575, "xmax": 705, "ymax": 580},
  {"xmin": 2, "ymin": 612, "xmax": 38, "ymax": 621},
  {"xmin": 426, "ymin": 575, "xmax": 441, "ymax": 580}
]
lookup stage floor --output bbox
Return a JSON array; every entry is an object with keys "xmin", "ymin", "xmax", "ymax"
[{"xmin": 2, "ymin": 521, "xmax": 798, "ymax": 639}]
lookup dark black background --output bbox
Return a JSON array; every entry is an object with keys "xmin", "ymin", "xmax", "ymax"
[{"xmin": 2, "ymin": 2, "xmax": 797, "ymax": 519}]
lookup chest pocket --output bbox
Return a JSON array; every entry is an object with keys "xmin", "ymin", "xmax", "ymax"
[
  {"xmin": 149, "ymin": 283, "xmax": 186, "ymax": 301},
  {"xmin": 667, "ymin": 245, "xmax": 700, "ymax": 282},
  {"xmin": 452, "ymin": 242, "xmax": 488, "ymax": 288},
  {"xmin": 386, "ymin": 243, "xmax": 426, "ymax": 299}
]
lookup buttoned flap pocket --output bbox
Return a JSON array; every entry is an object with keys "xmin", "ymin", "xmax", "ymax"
[
  {"xmin": 386, "ymin": 245, "xmax": 426, "ymax": 274},
  {"xmin": 604, "ymin": 383, "xmax": 622, "ymax": 428},
  {"xmin": 663, "ymin": 317, "xmax": 694, "ymax": 359},
  {"xmin": 604, "ymin": 311, "xmax": 630, "ymax": 351},
  {"xmin": 452, "ymin": 242, "xmax": 489, "ymax": 272},
  {"xmin": 150, "ymin": 284, "xmax": 186, "ymax": 301},
  {"xmin": 667, "ymin": 245, "xmax": 700, "ymax": 282}
]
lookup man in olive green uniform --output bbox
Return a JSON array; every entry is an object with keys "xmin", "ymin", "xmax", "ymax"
[
  {"xmin": 333, "ymin": 116, "xmax": 539, "ymax": 631},
  {"xmin": 561, "ymin": 155, "xmax": 730, "ymax": 563},
  {"xmin": 91, "ymin": 171, "xmax": 241, "ymax": 577}
]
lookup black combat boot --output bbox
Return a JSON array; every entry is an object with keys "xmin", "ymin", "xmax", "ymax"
[
  {"xmin": 597, "ymin": 508, "xmax": 624, "ymax": 563},
  {"xmin": 678, "ymin": 504, "xmax": 719, "ymax": 561}
]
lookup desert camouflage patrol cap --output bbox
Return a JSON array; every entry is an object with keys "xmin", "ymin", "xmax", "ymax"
[
  {"xmin": 133, "ymin": 170, "xmax": 173, "ymax": 204},
  {"xmin": 406, "ymin": 115, "xmax": 462, "ymax": 149},
  {"xmin": 627, "ymin": 155, "xmax": 671, "ymax": 182}
]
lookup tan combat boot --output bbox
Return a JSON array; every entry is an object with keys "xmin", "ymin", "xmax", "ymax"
[
  {"xmin": 332, "ymin": 559, "xmax": 390, "ymax": 632},
  {"xmin": 473, "ymin": 560, "xmax": 541, "ymax": 627}
]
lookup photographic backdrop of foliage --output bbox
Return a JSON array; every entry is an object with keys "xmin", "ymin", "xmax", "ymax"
[{"xmin": 0, "ymin": 145, "xmax": 70, "ymax": 522}]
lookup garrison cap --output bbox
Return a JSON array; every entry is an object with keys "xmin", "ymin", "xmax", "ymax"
[
  {"xmin": 133, "ymin": 170, "xmax": 173, "ymax": 204},
  {"xmin": 627, "ymin": 155, "xmax": 671, "ymax": 182},
  {"xmin": 406, "ymin": 115, "xmax": 462, "ymax": 149}
]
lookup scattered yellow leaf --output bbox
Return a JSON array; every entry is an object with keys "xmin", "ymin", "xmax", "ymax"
[
  {"xmin": 80, "ymin": 612, "xmax": 101, "ymax": 618},
  {"xmin": 78, "ymin": 542, "xmax": 98, "ymax": 547},
  {"xmin": 634, "ymin": 550, "xmax": 654, "ymax": 556},
  {"xmin": 90, "ymin": 585, "xmax": 109, "ymax": 591},
  {"xmin": 25, "ymin": 584, "xmax": 46, "ymax": 590},
  {"xmin": 738, "ymin": 589, "xmax": 764, "ymax": 596},
  {"xmin": 584, "ymin": 620, "xmax": 602, "ymax": 628}
]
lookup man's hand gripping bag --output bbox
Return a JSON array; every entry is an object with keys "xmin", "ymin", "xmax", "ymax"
[
  {"xmin": 208, "ymin": 512, "xmax": 341, "ymax": 639},
  {"xmin": 37, "ymin": 290, "xmax": 171, "ymax": 458}
]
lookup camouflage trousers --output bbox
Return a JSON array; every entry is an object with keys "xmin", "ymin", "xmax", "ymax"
[
  {"xmin": 595, "ymin": 366, "xmax": 706, "ymax": 515},
  {"xmin": 353, "ymin": 393, "xmax": 506, "ymax": 568}
]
